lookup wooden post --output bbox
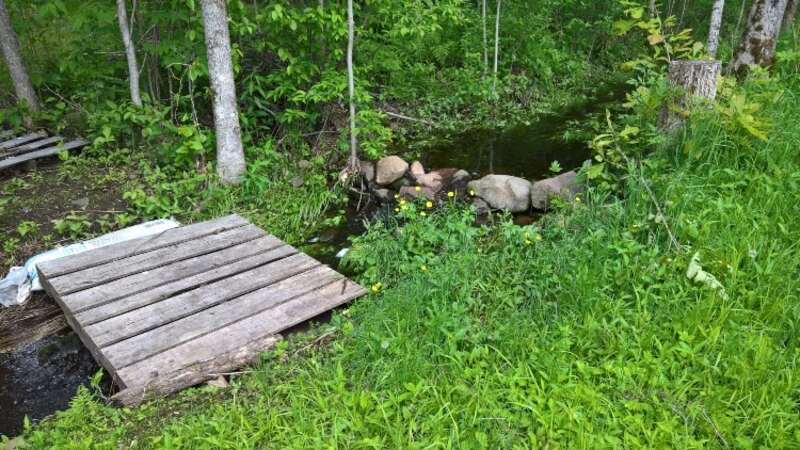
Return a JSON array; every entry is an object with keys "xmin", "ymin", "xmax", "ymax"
[{"xmin": 659, "ymin": 60, "xmax": 721, "ymax": 131}]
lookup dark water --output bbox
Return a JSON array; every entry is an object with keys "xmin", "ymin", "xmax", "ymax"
[
  {"xmin": 0, "ymin": 331, "xmax": 99, "ymax": 437},
  {"xmin": 421, "ymin": 82, "xmax": 627, "ymax": 180}
]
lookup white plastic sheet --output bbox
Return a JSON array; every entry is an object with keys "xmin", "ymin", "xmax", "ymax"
[{"xmin": 0, "ymin": 219, "xmax": 180, "ymax": 307}]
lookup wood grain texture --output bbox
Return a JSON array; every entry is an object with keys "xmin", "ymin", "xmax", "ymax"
[
  {"xmin": 105, "ymin": 264, "xmax": 341, "ymax": 369},
  {"xmin": 0, "ymin": 135, "xmax": 62, "ymax": 157},
  {"xmin": 0, "ymin": 131, "xmax": 46, "ymax": 150},
  {"xmin": 47, "ymin": 224, "xmax": 263, "ymax": 296},
  {"xmin": 86, "ymin": 252, "xmax": 319, "ymax": 348},
  {"xmin": 65, "ymin": 235, "xmax": 286, "ymax": 314},
  {"xmin": 38, "ymin": 214, "xmax": 249, "ymax": 278},
  {"xmin": 0, "ymin": 139, "xmax": 89, "ymax": 170}
]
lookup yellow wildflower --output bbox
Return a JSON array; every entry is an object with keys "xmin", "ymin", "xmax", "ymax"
[
  {"xmin": 469, "ymin": 190, "xmax": 475, "ymax": 196},
  {"xmin": 420, "ymin": 211, "xmax": 427, "ymax": 217},
  {"xmin": 426, "ymin": 201, "xmax": 433, "ymax": 208},
  {"xmin": 415, "ymin": 186, "xmax": 422, "ymax": 192},
  {"xmin": 535, "ymin": 233, "xmax": 543, "ymax": 241},
  {"xmin": 447, "ymin": 191, "xmax": 455, "ymax": 198},
  {"xmin": 394, "ymin": 194, "xmax": 399, "ymax": 199},
  {"xmin": 394, "ymin": 207, "xmax": 400, "ymax": 212},
  {"xmin": 371, "ymin": 282, "xmax": 383, "ymax": 293},
  {"xmin": 420, "ymin": 265, "xmax": 428, "ymax": 272},
  {"xmin": 525, "ymin": 239, "xmax": 532, "ymax": 245},
  {"xmin": 400, "ymin": 199, "xmax": 406, "ymax": 206},
  {"xmin": 575, "ymin": 196, "xmax": 582, "ymax": 203}
]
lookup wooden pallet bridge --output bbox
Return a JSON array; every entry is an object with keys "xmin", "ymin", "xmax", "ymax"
[
  {"xmin": 36, "ymin": 214, "xmax": 366, "ymax": 405},
  {"xmin": 0, "ymin": 130, "xmax": 89, "ymax": 171}
]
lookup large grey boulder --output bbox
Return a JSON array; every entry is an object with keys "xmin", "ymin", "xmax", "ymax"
[
  {"xmin": 410, "ymin": 161, "xmax": 425, "ymax": 180},
  {"xmin": 467, "ymin": 175, "xmax": 531, "ymax": 212},
  {"xmin": 360, "ymin": 160, "xmax": 375, "ymax": 182},
  {"xmin": 530, "ymin": 170, "xmax": 581, "ymax": 210},
  {"xmin": 375, "ymin": 156, "xmax": 409, "ymax": 185}
]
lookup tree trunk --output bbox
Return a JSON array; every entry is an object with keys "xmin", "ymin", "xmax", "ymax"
[
  {"xmin": 731, "ymin": 0, "xmax": 790, "ymax": 75},
  {"xmin": 649, "ymin": 0, "xmax": 658, "ymax": 18},
  {"xmin": 492, "ymin": 0, "xmax": 501, "ymax": 95},
  {"xmin": 707, "ymin": 0, "xmax": 726, "ymax": 58},
  {"xmin": 200, "ymin": 0, "xmax": 246, "ymax": 184},
  {"xmin": 0, "ymin": 0, "xmax": 39, "ymax": 127},
  {"xmin": 346, "ymin": 0, "xmax": 358, "ymax": 172},
  {"xmin": 482, "ymin": 0, "xmax": 488, "ymax": 73},
  {"xmin": 659, "ymin": 60, "xmax": 721, "ymax": 131},
  {"xmin": 783, "ymin": 0, "xmax": 798, "ymax": 30},
  {"xmin": 116, "ymin": 0, "xmax": 142, "ymax": 107}
]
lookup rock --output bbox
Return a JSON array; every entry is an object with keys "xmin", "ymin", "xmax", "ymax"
[
  {"xmin": 298, "ymin": 159, "xmax": 313, "ymax": 170},
  {"xmin": 410, "ymin": 161, "xmax": 425, "ymax": 179},
  {"xmin": 452, "ymin": 169, "xmax": 471, "ymax": 184},
  {"xmin": 360, "ymin": 160, "xmax": 375, "ymax": 182},
  {"xmin": 416, "ymin": 172, "xmax": 444, "ymax": 191},
  {"xmin": 290, "ymin": 176, "xmax": 305, "ymax": 188},
  {"xmin": 375, "ymin": 156, "xmax": 409, "ymax": 185},
  {"xmin": 70, "ymin": 196, "xmax": 89, "ymax": 210},
  {"xmin": 467, "ymin": 175, "xmax": 531, "ymax": 212},
  {"xmin": 399, "ymin": 185, "xmax": 436, "ymax": 200},
  {"xmin": 206, "ymin": 376, "xmax": 229, "ymax": 389},
  {"xmin": 530, "ymin": 170, "xmax": 581, "ymax": 210},
  {"xmin": 374, "ymin": 188, "xmax": 393, "ymax": 202},
  {"xmin": 390, "ymin": 176, "xmax": 411, "ymax": 191},
  {"xmin": 472, "ymin": 197, "xmax": 490, "ymax": 215}
]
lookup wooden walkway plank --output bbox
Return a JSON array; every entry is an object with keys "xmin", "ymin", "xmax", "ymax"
[
  {"xmin": 116, "ymin": 278, "xmax": 365, "ymax": 388},
  {"xmin": 85, "ymin": 252, "xmax": 319, "ymax": 347},
  {"xmin": 0, "ymin": 139, "xmax": 89, "ymax": 171},
  {"xmin": 104, "ymin": 265, "xmax": 343, "ymax": 370},
  {"xmin": 36, "ymin": 214, "xmax": 368, "ymax": 403},
  {"xmin": 0, "ymin": 135, "xmax": 64, "ymax": 157},
  {"xmin": 74, "ymin": 243, "xmax": 298, "ymax": 326},
  {"xmin": 64, "ymin": 235, "xmax": 287, "ymax": 314},
  {"xmin": 39, "ymin": 214, "xmax": 249, "ymax": 278},
  {"xmin": 0, "ymin": 131, "xmax": 47, "ymax": 150}
]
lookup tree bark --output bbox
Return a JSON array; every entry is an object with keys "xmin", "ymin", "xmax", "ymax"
[
  {"xmin": 482, "ymin": 0, "xmax": 488, "ymax": 73},
  {"xmin": 783, "ymin": 0, "xmax": 798, "ymax": 30},
  {"xmin": 659, "ymin": 60, "xmax": 721, "ymax": 131},
  {"xmin": 0, "ymin": 0, "xmax": 39, "ymax": 126},
  {"xmin": 731, "ymin": 0, "xmax": 790, "ymax": 75},
  {"xmin": 200, "ymin": 0, "xmax": 246, "ymax": 184},
  {"xmin": 707, "ymin": 0, "xmax": 726, "ymax": 58},
  {"xmin": 492, "ymin": 0, "xmax": 501, "ymax": 95},
  {"xmin": 346, "ymin": 0, "xmax": 359, "ymax": 171},
  {"xmin": 116, "ymin": 0, "xmax": 142, "ymax": 107}
]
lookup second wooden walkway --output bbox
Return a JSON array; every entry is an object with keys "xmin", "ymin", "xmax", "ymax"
[
  {"xmin": 36, "ymin": 214, "xmax": 366, "ymax": 405},
  {"xmin": 0, "ymin": 130, "xmax": 88, "ymax": 171}
]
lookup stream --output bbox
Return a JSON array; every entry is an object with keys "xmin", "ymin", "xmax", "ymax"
[{"xmin": 0, "ymin": 81, "xmax": 627, "ymax": 438}]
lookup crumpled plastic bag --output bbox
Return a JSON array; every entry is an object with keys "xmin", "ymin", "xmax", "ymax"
[{"xmin": 0, "ymin": 218, "xmax": 181, "ymax": 307}]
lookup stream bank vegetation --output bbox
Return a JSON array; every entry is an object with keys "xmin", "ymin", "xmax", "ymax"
[{"xmin": 2, "ymin": 0, "xmax": 800, "ymax": 447}]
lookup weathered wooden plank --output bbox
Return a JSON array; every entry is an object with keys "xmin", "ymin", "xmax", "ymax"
[
  {"xmin": 38, "ymin": 214, "xmax": 249, "ymax": 278},
  {"xmin": 111, "ymin": 334, "xmax": 282, "ymax": 406},
  {"xmin": 90, "ymin": 253, "xmax": 322, "ymax": 349},
  {"xmin": 0, "ymin": 131, "xmax": 47, "ymax": 150},
  {"xmin": 65, "ymin": 235, "xmax": 287, "ymax": 315},
  {"xmin": 74, "ymin": 243, "xmax": 298, "ymax": 326},
  {"xmin": 49, "ymin": 224, "xmax": 265, "ymax": 296},
  {"xmin": 0, "ymin": 135, "xmax": 63, "ymax": 157},
  {"xmin": 105, "ymin": 265, "xmax": 343, "ymax": 369},
  {"xmin": 0, "ymin": 139, "xmax": 89, "ymax": 171},
  {"xmin": 115, "ymin": 278, "xmax": 365, "ymax": 388}
]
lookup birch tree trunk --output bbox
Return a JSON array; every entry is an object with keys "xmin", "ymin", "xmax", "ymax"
[
  {"xmin": 731, "ymin": 0, "xmax": 790, "ymax": 75},
  {"xmin": 707, "ymin": 0, "xmax": 725, "ymax": 58},
  {"xmin": 482, "ymin": 0, "xmax": 488, "ymax": 73},
  {"xmin": 200, "ymin": 0, "xmax": 246, "ymax": 184},
  {"xmin": 492, "ymin": 0, "xmax": 501, "ymax": 95},
  {"xmin": 116, "ymin": 0, "xmax": 142, "ymax": 107},
  {"xmin": 346, "ymin": 0, "xmax": 359, "ymax": 171},
  {"xmin": 659, "ymin": 60, "xmax": 721, "ymax": 131},
  {"xmin": 783, "ymin": 0, "xmax": 798, "ymax": 30},
  {"xmin": 0, "ymin": 0, "xmax": 39, "ymax": 126}
]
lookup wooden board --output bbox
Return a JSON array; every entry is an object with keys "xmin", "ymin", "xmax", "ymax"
[
  {"xmin": 37, "ymin": 214, "xmax": 366, "ymax": 405},
  {"xmin": 0, "ymin": 139, "xmax": 89, "ymax": 171},
  {"xmin": 0, "ymin": 131, "xmax": 47, "ymax": 150}
]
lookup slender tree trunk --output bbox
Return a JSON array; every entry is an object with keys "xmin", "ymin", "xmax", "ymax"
[
  {"xmin": 649, "ymin": 0, "xmax": 658, "ymax": 18},
  {"xmin": 707, "ymin": 0, "xmax": 726, "ymax": 58},
  {"xmin": 492, "ymin": 0, "xmax": 501, "ymax": 95},
  {"xmin": 0, "ymin": 0, "xmax": 39, "ymax": 126},
  {"xmin": 731, "ymin": 0, "xmax": 790, "ymax": 75},
  {"xmin": 200, "ymin": 0, "xmax": 246, "ymax": 184},
  {"xmin": 116, "ymin": 0, "xmax": 142, "ymax": 107},
  {"xmin": 482, "ymin": 0, "xmax": 488, "ymax": 73},
  {"xmin": 346, "ymin": 0, "xmax": 358, "ymax": 171},
  {"xmin": 783, "ymin": 0, "xmax": 798, "ymax": 30}
]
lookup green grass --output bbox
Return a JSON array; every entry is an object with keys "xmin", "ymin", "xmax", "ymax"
[{"xmin": 9, "ymin": 56, "xmax": 800, "ymax": 450}]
